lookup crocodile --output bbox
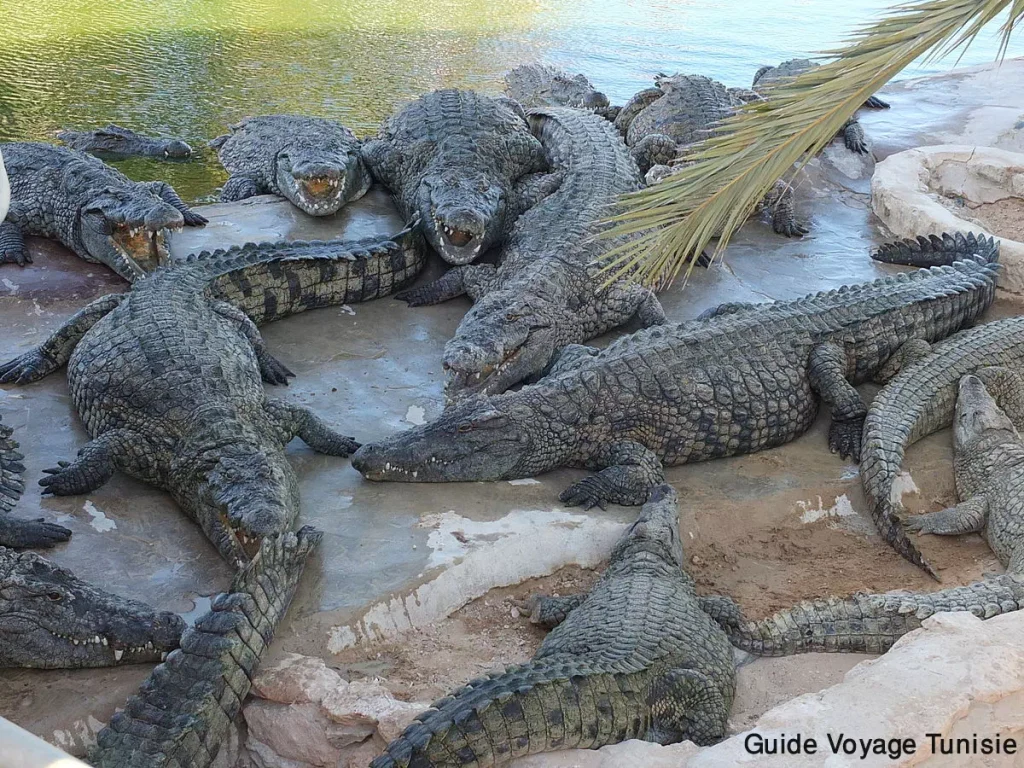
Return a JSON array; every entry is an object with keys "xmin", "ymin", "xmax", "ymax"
[
  {"xmin": 503, "ymin": 63, "xmax": 616, "ymax": 119},
  {"xmin": 394, "ymin": 107, "xmax": 665, "ymax": 401},
  {"xmin": 89, "ymin": 526, "xmax": 321, "ymax": 768},
  {"xmin": 614, "ymin": 74, "xmax": 805, "ymax": 236},
  {"xmin": 210, "ymin": 115, "xmax": 371, "ymax": 216},
  {"xmin": 0, "ymin": 146, "xmax": 9, "ymax": 223},
  {"xmin": 362, "ymin": 89, "xmax": 554, "ymax": 265},
  {"xmin": 0, "ymin": 227, "xmax": 424, "ymax": 566},
  {"xmin": 353, "ymin": 233, "xmax": 999, "ymax": 508},
  {"xmin": 57, "ymin": 125, "xmax": 193, "ymax": 159},
  {"xmin": 903, "ymin": 373, "xmax": 1024, "ymax": 571},
  {"xmin": 862, "ymin": 313, "xmax": 1024, "ymax": 577},
  {"xmin": 0, "ymin": 414, "xmax": 183, "ymax": 668},
  {"xmin": 370, "ymin": 485, "xmax": 736, "ymax": 767},
  {"xmin": 0, "ymin": 142, "xmax": 207, "ymax": 280},
  {"xmin": 752, "ymin": 58, "xmax": 889, "ymax": 155}
]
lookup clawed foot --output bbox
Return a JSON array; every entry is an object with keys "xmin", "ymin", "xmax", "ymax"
[
  {"xmin": 39, "ymin": 458, "xmax": 110, "ymax": 496},
  {"xmin": 182, "ymin": 210, "xmax": 208, "ymax": 227},
  {"xmin": 774, "ymin": 220, "xmax": 809, "ymax": 238},
  {"xmin": 0, "ymin": 516, "xmax": 72, "ymax": 548},
  {"xmin": 318, "ymin": 433, "xmax": 361, "ymax": 457},
  {"xmin": 559, "ymin": 476, "xmax": 611, "ymax": 510},
  {"xmin": 394, "ymin": 285, "xmax": 439, "ymax": 307},
  {"xmin": 902, "ymin": 514, "xmax": 938, "ymax": 535},
  {"xmin": 0, "ymin": 245, "xmax": 30, "ymax": 266},
  {"xmin": 0, "ymin": 349, "xmax": 59, "ymax": 385},
  {"xmin": 828, "ymin": 417, "xmax": 864, "ymax": 461},
  {"xmin": 511, "ymin": 596, "xmax": 543, "ymax": 623},
  {"xmin": 258, "ymin": 352, "xmax": 295, "ymax": 386}
]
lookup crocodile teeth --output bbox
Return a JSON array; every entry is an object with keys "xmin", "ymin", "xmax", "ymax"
[
  {"xmin": 114, "ymin": 649, "xmax": 123, "ymax": 661},
  {"xmin": 161, "ymin": 652, "xmax": 168, "ymax": 661}
]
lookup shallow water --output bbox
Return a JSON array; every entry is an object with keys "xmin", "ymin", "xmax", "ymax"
[{"xmin": 1, "ymin": 0, "xmax": 1021, "ymax": 200}]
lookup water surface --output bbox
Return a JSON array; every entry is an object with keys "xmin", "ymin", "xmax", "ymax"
[{"xmin": 1, "ymin": 0, "xmax": 1020, "ymax": 199}]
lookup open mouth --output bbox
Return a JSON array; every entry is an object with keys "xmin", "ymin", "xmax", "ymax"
[
  {"xmin": 432, "ymin": 216, "xmax": 484, "ymax": 262},
  {"xmin": 111, "ymin": 224, "xmax": 178, "ymax": 272},
  {"xmin": 444, "ymin": 346, "xmax": 522, "ymax": 399},
  {"xmin": 290, "ymin": 177, "xmax": 346, "ymax": 215},
  {"xmin": 218, "ymin": 510, "xmax": 264, "ymax": 567},
  {"xmin": 46, "ymin": 630, "xmax": 169, "ymax": 663}
]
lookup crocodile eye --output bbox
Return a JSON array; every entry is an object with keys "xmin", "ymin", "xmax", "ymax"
[
  {"xmin": 47, "ymin": 592, "xmax": 63, "ymax": 602},
  {"xmin": 505, "ymin": 312, "xmax": 520, "ymax": 322},
  {"xmin": 457, "ymin": 422, "xmax": 474, "ymax": 433}
]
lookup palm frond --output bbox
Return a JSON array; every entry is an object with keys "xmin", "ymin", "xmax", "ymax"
[{"xmin": 601, "ymin": 0, "xmax": 1024, "ymax": 290}]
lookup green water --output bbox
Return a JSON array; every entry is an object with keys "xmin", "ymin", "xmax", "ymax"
[{"xmin": 2, "ymin": 0, "xmax": 1020, "ymax": 201}]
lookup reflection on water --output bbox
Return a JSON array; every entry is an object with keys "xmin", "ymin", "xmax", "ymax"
[{"xmin": 1, "ymin": 0, "xmax": 1020, "ymax": 200}]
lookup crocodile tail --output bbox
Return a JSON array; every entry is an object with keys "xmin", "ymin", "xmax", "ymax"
[
  {"xmin": 726, "ymin": 574, "xmax": 1024, "ymax": 656},
  {"xmin": 871, "ymin": 232, "xmax": 999, "ymax": 268},
  {"xmin": 89, "ymin": 527, "xmax": 321, "ymax": 768},
  {"xmin": 0, "ymin": 416, "xmax": 25, "ymax": 515},
  {"xmin": 873, "ymin": 498, "xmax": 940, "ymax": 581},
  {"xmin": 372, "ymin": 659, "xmax": 620, "ymax": 768}
]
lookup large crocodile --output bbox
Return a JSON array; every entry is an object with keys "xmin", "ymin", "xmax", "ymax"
[
  {"xmin": 904, "ymin": 372, "xmax": 1024, "ymax": 570},
  {"xmin": 0, "ymin": 414, "xmax": 184, "ymax": 668},
  {"xmin": 861, "ymin": 272, "xmax": 1024, "ymax": 577},
  {"xmin": 354, "ymin": 233, "xmax": 999, "ymax": 508},
  {"xmin": 751, "ymin": 58, "xmax": 889, "ymax": 155},
  {"xmin": 503, "ymin": 63, "xmax": 614, "ymax": 116},
  {"xmin": 0, "ymin": 227, "xmax": 424, "ymax": 566},
  {"xmin": 89, "ymin": 526, "xmax": 320, "ymax": 768},
  {"xmin": 396, "ymin": 107, "xmax": 665, "ymax": 400},
  {"xmin": 57, "ymin": 125, "xmax": 193, "ymax": 159},
  {"xmin": 210, "ymin": 115, "xmax": 371, "ymax": 216},
  {"xmin": 362, "ymin": 89, "xmax": 553, "ymax": 265},
  {"xmin": 370, "ymin": 486, "xmax": 737, "ymax": 767},
  {"xmin": 0, "ymin": 142, "xmax": 207, "ymax": 280}
]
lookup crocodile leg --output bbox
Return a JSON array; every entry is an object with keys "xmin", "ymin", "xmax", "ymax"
[
  {"xmin": 808, "ymin": 341, "xmax": 868, "ymax": 461},
  {"xmin": 974, "ymin": 366, "xmax": 1024, "ymax": 424},
  {"xmin": 758, "ymin": 182, "xmax": 808, "ymax": 238},
  {"xmin": 139, "ymin": 181, "xmax": 208, "ymax": 227},
  {"xmin": 394, "ymin": 264, "xmax": 497, "ymax": 307},
  {"xmin": 841, "ymin": 118, "xmax": 868, "ymax": 154},
  {"xmin": 209, "ymin": 300, "xmax": 294, "ymax": 385},
  {"xmin": 631, "ymin": 287, "xmax": 668, "ymax": 327},
  {"xmin": 511, "ymin": 171, "xmax": 563, "ymax": 218},
  {"xmin": 38, "ymin": 429, "xmax": 142, "ymax": 496},
  {"xmin": 0, "ymin": 419, "xmax": 72, "ymax": 548},
  {"xmin": 630, "ymin": 134, "xmax": 678, "ymax": 175},
  {"xmin": 873, "ymin": 338, "xmax": 932, "ymax": 384},
  {"xmin": 864, "ymin": 95, "xmax": 891, "ymax": 109},
  {"xmin": 904, "ymin": 496, "xmax": 989, "ymax": 536},
  {"xmin": 220, "ymin": 173, "xmax": 262, "ymax": 203},
  {"xmin": 546, "ymin": 344, "xmax": 600, "ymax": 377},
  {"xmin": 264, "ymin": 400, "xmax": 360, "ymax": 456},
  {"xmin": 518, "ymin": 593, "xmax": 587, "ymax": 628},
  {"xmin": 646, "ymin": 668, "xmax": 729, "ymax": 746},
  {"xmin": 0, "ymin": 214, "xmax": 29, "ymax": 265},
  {"xmin": 559, "ymin": 441, "xmax": 665, "ymax": 509},
  {"xmin": 0, "ymin": 294, "xmax": 124, "ymax": 384}
]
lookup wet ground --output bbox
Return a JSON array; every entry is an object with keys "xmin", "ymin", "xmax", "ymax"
[{"xmin": 1, "ymin": 60, "xmax": 1023, "ymax": 756}]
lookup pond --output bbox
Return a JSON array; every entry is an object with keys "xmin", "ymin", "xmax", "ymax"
[{"xmin": 1, "ymin": 0, "xmax": 1021, "ymax": 201}]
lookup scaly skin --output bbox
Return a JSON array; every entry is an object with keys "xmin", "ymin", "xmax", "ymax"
[
  {"xmin": 503, "ymin": 64, "xmax": 612, "ymax": 112},
  {"xmin": 0, "ymin": 142, "xmax": 206, "ymax": 280},
  {"xmin": 862, "ymin": 269, "xmax": 1024, "ymax": 576},
  {"xmin": 362, "ymin": 89, "xmax": 552, "ymax": 265},
  {"xmin": 57, "ymin": 125, "xmax": 193, "ymax": 159},
  {"xmin": 89, "ymin": 527, "xmax": 321, "ymax": 768},
  {"xmin": 210, "ymin": 115, "xmax": 371, "ymax": 216},
  {"xmin": 371, "ymin": 487, "xmax": 736, "ymax": 767},
  {"xmin": 0, "ymin": 413, "xmax": 70, "ymax": 549},
  {"xmin": 0, "ymin": 227, "xmax": 423, "ymax": 567},
  {"xmin": 708, "ymin": 575, "xmax": 1024, "ymax": 656},
  {"xmin": 752, "ymin": 58, "xmax": 887, "ymax": 154},
  {"xmin": 354, "ymin": 233, "xmax": 1000, "ymax": 509},
  {"xmin": 398, "ymin": 107, "xmax": 665, "ymax": 401}
]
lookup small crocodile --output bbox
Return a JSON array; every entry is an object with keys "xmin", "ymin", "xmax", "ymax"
[
  {"xmin": 396, "ymin": 107, "xmax": 664, "ymax": 401},
  {"xmin": 371, "ymin": 486, "xmax": 736, "ymax": 767},
  {"xmin": 503, "ymin": 63, "xmax": 615, "ymax": 117},
  {"xmin": 903, "ymin": 371, "xmax": 1024, "ymax": 571},
  {"xmin": 752, "ymin": 58, "xmax": 889, "ymax": 155},
  {"xmin": 210, "ymin": 115, "xmax": 371, "ymax": 216},
  {"xmin": 57, "ymin": 125, "xmax": 193, "ymax": 159},
  {"xmin": 362, "ymin": 89, "xmax": 553, "ymax": 265},
  {"xmin": 0, "ymin": 227, "xmax": 423, "ymax": 566},
  {"xmin": 89, "ymin": 526, "xmax": 321, "ymax": 768},
  {"xmin": 0, "ymin": 142, "xmax": 207, "ymax": 280},
  {"xmin": 354, "ymin": 233, "xmax": 999, "ymax": 508},
  {"xmin": 861, "ymin": 257, "xmax": 1024, "ymax": 577}
]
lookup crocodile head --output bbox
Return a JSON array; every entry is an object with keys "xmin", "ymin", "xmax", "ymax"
[
  {"xmin": 159, "ymin": 139, "xmax": 193, "ymax": 159},
  {"xmin": 954, "ymin": 374, "xmax": 1019, "ymax": 450},
  {"xmin": 0, "ymin": 548, "xmax": 184, "ymax": 669},
  {"xmin": 550, "ymin": 73, "xmax": 610, "ymax": 110},
  {"xmin": 608, "ymin": 484, "xmax": 684, "ymax": 570},
  {"xmin": 196, "ymin": 449, "xmax": 301, "ymax": 569},
  {"xmin": 417, "ymin": 169, "xmax": 507, "ymax": 265},
  {"xmin": 442, "ymin": 290, "xmax": 557, "ymax": 400},
  {"xmin": 353, "ymin": 392, "xmax": 561, "ymax": 483},
  {"xmin": 77, "ymin": 187, "xmax": 184, "ymax": 279},
  {"xmin": 275, "ymin": 144, "xmax": 370, "ymax": 216}
]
